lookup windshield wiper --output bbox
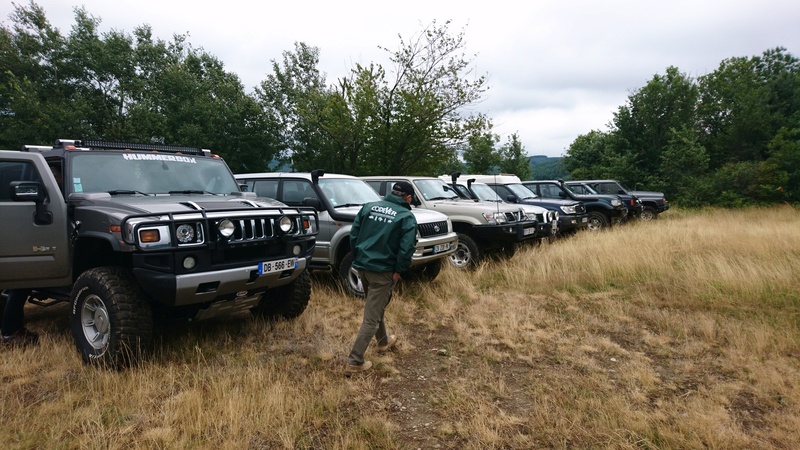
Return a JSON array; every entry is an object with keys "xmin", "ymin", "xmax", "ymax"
[
  {"xmin": 108, "ymin": 190, "xmax": 152, "ymax": 196},
  {"xmin": 428, "ymin": 196, "xmax": 456, "ymax": 200},
  {"xmin": 168, "ymin": 190, "xmax": 218, "ymax": 195},
  {"xmin": 333, "ymin": 203, "xmax": 364, "ymax": 208}
]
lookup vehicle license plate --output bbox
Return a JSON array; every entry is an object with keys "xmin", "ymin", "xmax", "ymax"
[
  {"xmin": 434, "ymin": 242, "xmax": 451, "ymax": 253},
  {"xmin": 258, "ymin": 257, "xmax": 298, "ymax": 275},
  {"xmin": 523, "ymin": 227, "xmax": 536, "ymax": 236}
]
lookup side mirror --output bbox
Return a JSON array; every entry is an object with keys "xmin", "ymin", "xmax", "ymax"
[
  {"xmin": 11, "ymin": 181, "xmax": 46, "ymax": 202},
  {"xmin": 239, "ymin": 183, "xmax": 249, "ymax": 192},
  {"xmin": 10, "ymin": 181, "xmax": 52, "ymax": 225},
  {"xmin": 302, "ymin": 197, "xmax": 323, "ymax": 211},
  {"xmin": 506, "ymin": 194, "xmax": 518, "ymax": 203}
]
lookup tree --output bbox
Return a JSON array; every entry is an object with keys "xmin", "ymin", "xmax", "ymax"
[
  {"xmin": 610, "ymin": 66, "xmax": 699, "ymax": 185},
  {"xmin": 497, "ymin": 133, "xmax": 532, "ymax": 180},
  {"xmin": 0, "ymin": 1, "xmax": 70, "ymax": 146},
  {"xmin": 697, "ymin": 48, "xmax": 800, "ymax": 169},
  {"xmin": 658, "ymin": 126, "xmax": 709, "ymax": 202},
  {"xmin": 461, "ymin": 115, "xmax": 500, "ymax": 173},
  {"xmin": 563, "ymin": 130, "xmax": 611, "ymax": 179}
]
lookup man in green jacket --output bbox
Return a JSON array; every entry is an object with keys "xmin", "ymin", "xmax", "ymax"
[{"xmin": 345, "ymin": 181, "xmax": 418, "ymax": 375}]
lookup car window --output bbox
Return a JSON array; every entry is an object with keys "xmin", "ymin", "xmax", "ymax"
[
  {"xmin": 318, "ymin": 178, "xmax": 380, "ymax": 206},
  {"xmin": 252, "ymin": 179, "xmax": 278, "ymax": 199},
  {"xmin": 281, "ymin": 179, "xmax": 317, "ymax": 206}
]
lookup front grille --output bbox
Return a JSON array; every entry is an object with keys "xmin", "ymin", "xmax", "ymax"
[
  {"xmin": 504, "ymin": 211, "xmax": 525, "ymax": 222},
  {"xmin": 231, "ymin": 217, "xmax": 273, "ymax": 242},
  {"xmin": 418, "ymin": 220, "xmax": 449, "ymax": 237},
  {"xmin": 212, "ymin": 214, "xmax": 305, "ymax": 245}
]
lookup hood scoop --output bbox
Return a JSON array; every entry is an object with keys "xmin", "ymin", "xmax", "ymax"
[{"xmin": 180, "ymin": 201, "xmax": 203, "ymax": 210}]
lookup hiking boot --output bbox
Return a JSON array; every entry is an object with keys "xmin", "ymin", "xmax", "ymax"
[
  {"xmin": 2, "ymin": 328, "xmax": 39, "ymax": 348},
  {"xmin": 344, "ymin": 360, "xmax": 373, "ymax": 376},
  {"xmin": 375, "ymin": 335, "xmax": 398, "ymax": 353}
]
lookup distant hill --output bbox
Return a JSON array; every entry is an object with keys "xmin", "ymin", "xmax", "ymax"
[{"xmin": 527, "ymin": 155, "xmax": 569, "ymax": 180}]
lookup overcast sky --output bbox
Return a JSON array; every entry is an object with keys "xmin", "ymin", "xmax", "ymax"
[{"xmin": 3, "ymin": 1, "xmax": 798, "ymax": 157}]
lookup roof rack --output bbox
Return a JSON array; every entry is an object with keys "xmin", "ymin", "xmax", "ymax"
[{"xmin": 57, "ymin": 139, "xmax": 209, "ymax": 156}]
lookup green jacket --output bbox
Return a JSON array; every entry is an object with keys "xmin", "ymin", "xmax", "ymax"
[{"xmin": 350, "ymin": 193, "xmax": 418, "ymax": 273}]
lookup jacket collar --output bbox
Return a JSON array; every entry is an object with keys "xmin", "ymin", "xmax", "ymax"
[{"xmin": 384, "ymin": 193, "xmax": 412, "ymax": 210}]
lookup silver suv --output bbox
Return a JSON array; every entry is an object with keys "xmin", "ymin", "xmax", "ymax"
[{"xmin": 235, "ymin": 171, "xmax": 458, "ymax": 297}]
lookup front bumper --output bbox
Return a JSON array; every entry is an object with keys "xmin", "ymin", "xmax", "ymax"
[
  {"xmin": 133, "ymin": 256, "xmax": 310, "ymax": 307},
  {"xmin": 556, "ymin": 214, "xmax": 589, "ymax": 232},
  {"xmin": 471, "ymin": 220, "xmax": 540, "ymax": 244},
  {"xmin": 411, "ymin": 231, "xmax": 459, "ymax": 266}
]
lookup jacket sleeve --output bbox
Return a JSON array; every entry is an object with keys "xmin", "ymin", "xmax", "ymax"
[{"xmin": 395, "ymin": 213, "xmax": 418, "ymax": 273}]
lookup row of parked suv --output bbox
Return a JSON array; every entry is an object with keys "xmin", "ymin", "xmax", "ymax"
[{"xmin": 0, "ymin": 139, "xmax": 667, "ymax": 368}]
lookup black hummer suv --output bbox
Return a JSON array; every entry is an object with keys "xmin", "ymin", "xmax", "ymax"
[
  {"xmin": 522, "ymin": 180, "xmax": 628, "ymax": 231},
  {"xmin": 0, "ymin": 139, "xmax": 318, "ymax": 367}
]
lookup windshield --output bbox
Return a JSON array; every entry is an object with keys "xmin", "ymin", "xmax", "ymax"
[
  {"xmin": 318, "ymin": 178, "xmax": 381, "ymax": 206},
  {"xmin": 506, "ymin": 183, "xmax": 537, "ymax": 199},
  {"xmin": 414, "ymin": 179, "xmax": 460, "ymax": 201},
  {"xmin": 69, "ymin": 152, "xmax": 241, "ymax": 195},
  {"xmin": 469, "ymin": 183, "xmax": 503, "ymax": 201}
]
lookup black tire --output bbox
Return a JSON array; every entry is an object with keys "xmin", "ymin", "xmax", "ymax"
[
  {"xmin": 586, "ymin": 212, "xmax": 609, "ymax": 231},
  {"xmin": 339, "ymin": 252, "xmax": 365, "ymax": 298},
  {"xmin": 70, "ymin": 267, "xmax": 153, "ymax": 368},
  {"xmin": 252, "ymin": 269, "xmax": 311, "ymax": 319},
  {"xmin": 403, "ymin": 259, "xmax": 443, "ymax": 283},
  {"xmin": 449, "ymin": 233, "xmax": 480, "ymax": 269},
  {"xmin": 639, "ymin": 206, "xmax": 658, "ymax": 221}
]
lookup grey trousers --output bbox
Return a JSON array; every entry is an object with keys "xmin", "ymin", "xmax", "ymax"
[{"xmin": 347, "ymin": 270, "xmax": 394, "ymax": 366}]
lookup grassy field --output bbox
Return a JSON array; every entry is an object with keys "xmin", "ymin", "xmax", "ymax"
[{"xmin": 2, "ymin": 206, "xmax": 799, "ymax": 449}]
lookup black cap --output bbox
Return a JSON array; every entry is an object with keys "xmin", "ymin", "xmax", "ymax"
[{"xmin": 392, "ymin": 181, "xmax": 415, "ymax": 196}]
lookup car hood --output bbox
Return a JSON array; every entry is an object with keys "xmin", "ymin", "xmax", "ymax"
[
  {"xmin": 410, "ymin": 208, "xmax": 450, "ymax": 223},
  {"xmin": 629, "ymin": 190, "xmax": 664, "ymax": 199},
  {"xmin": 70, "ymin": 192, "xmax": 291, "ymax": 220},
  {"xmin": 427, "ymin": 197, "xmax": 523, "ymax": 213}
]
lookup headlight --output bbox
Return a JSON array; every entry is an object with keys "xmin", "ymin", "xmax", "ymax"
[
  {"xmin": 278, "ymin": 216, "xmax": 293, "ymax": 233},
  {"xmin": 482, "ymin": 212, "xmax": 507, "ymax": 224},
  {"xmin": 218, "ymin": 219, "xmax": 235, "ymax": 238},
  {"xmin": 560, "ymin": 205, "xmax": 578, "ymax": 214},
  {"xmin": 611, "ymin": 198, "xmax": 622, "ymax": 207},
  {"xmin": 176, "ymin": 224, "xmax": 195, "ymax": 243}
]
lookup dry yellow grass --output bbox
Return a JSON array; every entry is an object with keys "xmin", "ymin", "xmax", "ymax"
[{"xmin": 2, "ymin": 205, "xmax": 799, "ymax": 449}]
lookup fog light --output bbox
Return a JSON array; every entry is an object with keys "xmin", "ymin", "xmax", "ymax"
[
  {"xmin": 183, "ymin": 256, "xmax": 197, "ymax": 270},
  {"xmin": 292, "ymin": 244, "xmax": 301, "ymax": 256},
  {"xmin": 218, "ymin": 219, "xmax": 235, "ymax": 238}
]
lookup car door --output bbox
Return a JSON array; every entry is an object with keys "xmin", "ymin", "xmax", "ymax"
[{"xmin": 0, "ymin": 151, "xmax": 71, "ymax": 289}]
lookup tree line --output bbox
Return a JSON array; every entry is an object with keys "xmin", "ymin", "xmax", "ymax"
[
  {"xmin": 2, "ymin": 2, "xmax": 798, "ymax": 206},
  {"xmin": 564, "ymin": 51, "xmax": 800, "ymax": 206}
]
